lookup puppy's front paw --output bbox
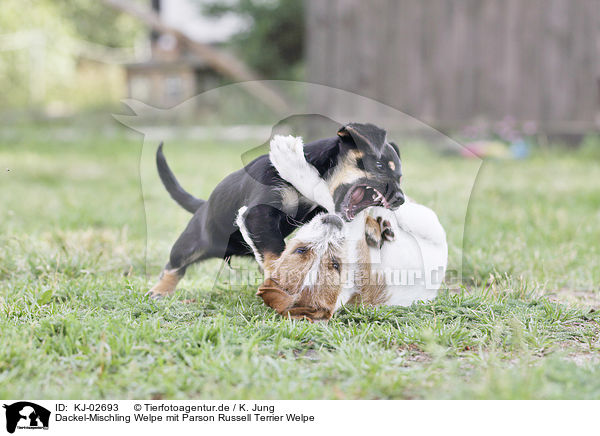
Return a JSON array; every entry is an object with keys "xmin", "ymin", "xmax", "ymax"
[{"xmin": 377, "ymin": 216, "xmax": 395, "ymax": 242}]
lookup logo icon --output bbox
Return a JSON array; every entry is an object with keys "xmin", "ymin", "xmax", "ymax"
[{"xmin": 2, "ymin": 402, "xmax": 50, "ymax": 434}]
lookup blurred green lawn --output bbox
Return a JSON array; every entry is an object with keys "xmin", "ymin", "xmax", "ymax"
[{"xmin": 0, "ymin": 126, "xmax": 599, "ymax": 399}]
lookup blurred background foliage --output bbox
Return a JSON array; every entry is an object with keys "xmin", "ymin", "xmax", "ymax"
[
  {"xmin": 56, "ymin": 0, "xmax": 144, "ymax": 48},
  {"xmin": 0, "ymin": 0, "xmax": 144, "ymax": 113},
  {"xmin": 202, "ymin": 0, "xmax": 304, "ymax": 79},
  {"xmin": 0, "ymin": 0, "xmax": 300, "ymax": 115}
]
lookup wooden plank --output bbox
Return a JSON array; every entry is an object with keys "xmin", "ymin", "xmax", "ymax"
[
  {"xmin": 547, "ymin": 0, "xmax": 573, "ymax": 123},
  {"xmin": 594, "ymin": 0, "xmax": 600, "ymax": 123},
  {"xmin": 573, "ymin": 0, "xmax": 596, "ymax": 122},
  {"xmin": 503, "ymin": 0, "xmax": 520, "ymax": 121},
  {"xmin": 377, "ymin": 0, "xmax": 401, "ymax": 120},
  {"xmin": 305, "ymin": 0, "xmax": 322, "ymax": 85},
  {"xmin": 392, "ymin": 0, "xmax": 415, "ymax": 117},
  {"xmin": 330, "ymin": 0, "xmax": 356, "ymax": 117},
  {"xmin": 464, "ymin": 0, "xmax": 481, "ymax": 123},
  {"xmin": 370, "ymin": 0, "xmax": 392, "ymax": 119},
  {"xmin": 306, "ymin": 0, "xmax": 332, "ymax": 115},
  {"xmin": 423, "ymin": 0, "xmax": 447, "ymax": 123},
  {"xmin": 588, "ymin": 0, "xmax": 599, "ymax": 123},
  {"xmin": 355, "ymin": 0, "xmax": 377, "ymax": 98},
  {"xmin": 450, "ymin": 0, "xmax": 472, "ymax": 123},
  {"xmin": 480, "ymin": 0, "xmax": 506, "ymax": 120},
  {"xmin": 405, "ymin": 0, "xmax": 424, "ymax": 119},
  {"xmin": 517, "ymin": 0, "xmax": 542, "ymax": 122},
  {"xmin": 438, "ymin": 0, "xmax": 460, "ymax": 123}
]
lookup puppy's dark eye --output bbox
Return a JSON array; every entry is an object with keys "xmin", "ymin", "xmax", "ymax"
[
  {"xmin": 295, "ymin": 246, "xmax": 308, "ymax": 255},
  {"xmin": 375, "ymin": 161, "xmax": 384, "ymax": 170},
  {"xmin": 330, "ymin": 258, "xmax": 340, "ymax": 272}
]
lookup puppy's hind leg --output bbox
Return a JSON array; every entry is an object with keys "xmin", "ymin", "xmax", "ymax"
[
  {"xmin": 147, "ymin": 265, "xmax": 185, "ymax": 299},
  {"xmin": 147, "ymin": 209, "xmax": 214, "ymax": 298}
]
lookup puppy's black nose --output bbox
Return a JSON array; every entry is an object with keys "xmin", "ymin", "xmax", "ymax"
[
  {"xmin": 391, "ymin": 189, "xmax": 405, "ymax": 207},
  {"xmin": 321, "ymin": 214, "xmax": 344, "ymax": 230}
]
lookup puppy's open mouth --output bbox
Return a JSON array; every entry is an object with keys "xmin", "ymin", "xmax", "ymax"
[{"xmin": 343, "ymin": 184, "xmax": 389, "ymax": 220}]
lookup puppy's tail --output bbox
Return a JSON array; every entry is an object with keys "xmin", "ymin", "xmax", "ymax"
[{"xmin": 156, "ymin": 142, "xmax": 205, "ymax": 214}]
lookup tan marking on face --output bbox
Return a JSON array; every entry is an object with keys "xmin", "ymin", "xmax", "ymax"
[
  {"xmin": 337, "ymin": 129, "xmax": 350, "ymax": 139},
  {"xmin": 326, "ymin": 151, "xmax": 368, "ymax": 195},
  {"xmin": 349, "ymin": 149, "xmax": 364, "ymax": 159},
  {"xmin": 388, "ymin": 160, "xmax": 395, "ymax": 171}
]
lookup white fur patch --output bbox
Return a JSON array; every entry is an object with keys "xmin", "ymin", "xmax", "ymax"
[
  {"xmin": 235, "ymin": 206, "xmax": 263, "ymax": 268},
  {"xmin": 371, "ymin": 204, "xmax": 447, "ymax": 306},
  {"xmin": 335, "ymin": 210, "xmax": 367, "ymax": 310},
  {"xmin": 393, "ymin": 201, "xmax": 447, "ymax": 246},
  {"xmin": 269, "ymin": 135, "xmax": 336, "ymax": 213},
  {"xmin": 279, "ymin": 185, "xmax": 300, "ymax": 215}
]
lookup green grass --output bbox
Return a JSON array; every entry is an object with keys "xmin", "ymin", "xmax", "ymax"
[{"xmin": 1, "ymin": 126, "xmax": 599, "ymax": 399}]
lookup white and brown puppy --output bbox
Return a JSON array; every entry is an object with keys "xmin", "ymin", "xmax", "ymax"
[
  {"xmin": 236, "ymin": 136, "xmax": 448, "ymax": 321},
  {"xmin": 237, "ymin": 208, "xmax": 345, "ymax": 321}
]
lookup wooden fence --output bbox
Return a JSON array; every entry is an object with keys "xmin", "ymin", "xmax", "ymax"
[{"xmin": 306, "ymin": 0, "xmax": 600, "ymax": 132}]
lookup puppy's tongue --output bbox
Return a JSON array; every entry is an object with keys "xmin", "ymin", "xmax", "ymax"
[{"xmin": 351, "ymin": 187, "xmax": 364, "ymax": 204}]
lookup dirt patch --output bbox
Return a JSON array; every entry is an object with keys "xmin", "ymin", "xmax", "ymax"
[
  {"xmin": 398, "ymin": 344, "xmax": 432, "ymax": 365},
  {"xmin": 292, "ymin": 349, "xmax": 320, "ymax": 360},
  {"xmin": 547, "ymin": 288, "xmax": 600, "ymax": 308},
  {"xmin": 566, "ymin": 352, "xmax": 600, "ymax": 366},
  {"xmin": 556, "ymin": 338, "xmax": 600, "ymax": 366}
]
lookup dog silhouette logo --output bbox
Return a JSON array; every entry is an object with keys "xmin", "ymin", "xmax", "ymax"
[{"xmin": 2, "ymin": 402, "xmax": 50, "ymax": 433}]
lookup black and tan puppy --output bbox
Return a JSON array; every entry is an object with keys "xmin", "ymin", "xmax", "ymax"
[{"xmin": 148, "ymin": 122, "xmax": 404, "ymax": 297}]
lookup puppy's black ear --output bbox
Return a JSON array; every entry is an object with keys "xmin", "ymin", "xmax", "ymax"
[
  {"xmin": 337, "ymin": 122, "xmax": 387, "ymax": 158},
  {"xmin": 389, "ymin": 141, "xmax": 401, "ymax": 159}
]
